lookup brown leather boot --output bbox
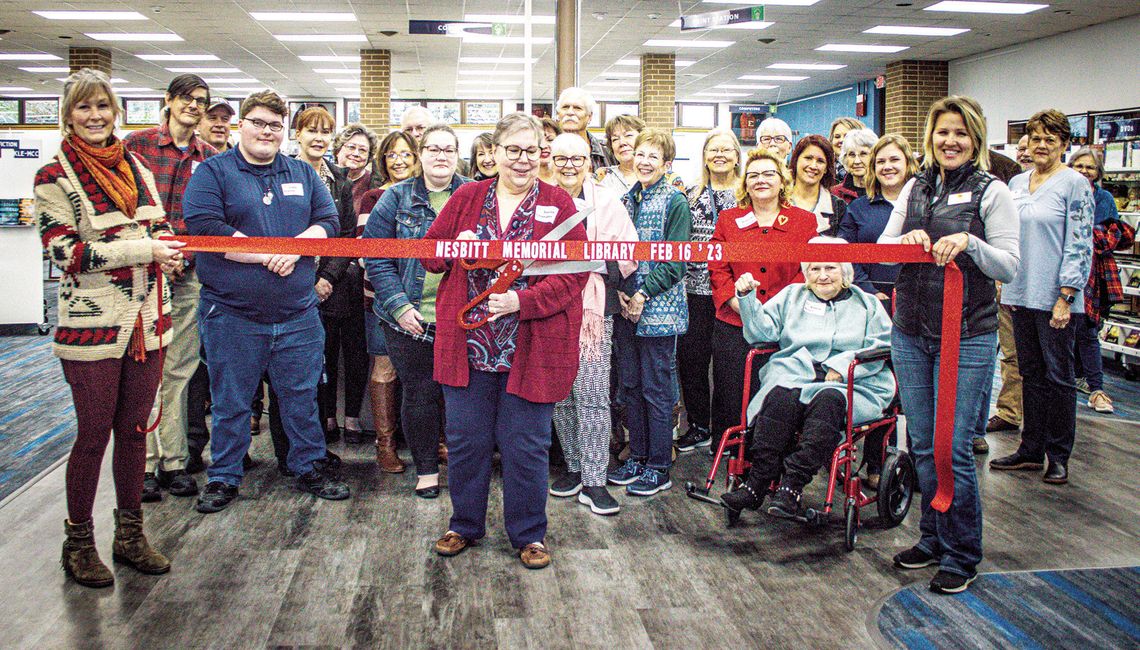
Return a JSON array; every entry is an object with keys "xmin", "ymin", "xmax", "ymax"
[
  {"xmin": 111, "ymin": 508, "xmax": 171, "ymax": 575},
  {"xmin": 61, "ymin": 519, "xmax": 114, "ymax": 588},
  {"xmin": 438, "ymin": 437, "xmax": 448, "ymax": 465},
  {"xmin": 371, "ymin": 379, "xmax": 405, "ymax": 473}
]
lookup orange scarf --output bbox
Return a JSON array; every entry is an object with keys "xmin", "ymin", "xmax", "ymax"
[{"xmin": 67, "ymin": 134, "xmax": 139, "ymax": 218}]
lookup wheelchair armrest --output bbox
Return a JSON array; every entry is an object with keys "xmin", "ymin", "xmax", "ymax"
[{"xmin": 854, "ymin": 346, "xmax": 891, "ymax": 363}]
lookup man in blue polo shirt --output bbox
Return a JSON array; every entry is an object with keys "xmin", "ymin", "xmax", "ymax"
[{"xmin": 184, "ymin": 90, "xmax": 349, "ymax": 513}]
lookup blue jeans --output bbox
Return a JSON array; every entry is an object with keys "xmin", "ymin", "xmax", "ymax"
[
  {"xmin": 615, "ymin": 317, "xmax": 676, "ymax": 470},
  {"xmin": 892, "ymin": 328, "xmax": 996, "ymax": 578},
  {"xmin": 200, "ymin": 300, "xmax": 326, "ymax": 486},
  {"xmin": 1011, "ymin": 308, "xmax": 1077, "ymax": 464},
  {"xmin": 1073, "ymin": 313, "xmax": 1104, "ymax": 392},
  {"xmin": 364, "ymin": 307, "xmax": 388, "ymax": 357},
  {"xmin": 443, "ymin": 370, "xmax": 554, "ymax": 548}
]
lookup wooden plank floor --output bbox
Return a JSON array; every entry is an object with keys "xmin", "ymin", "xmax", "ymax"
[{"xmin": 0, "ymin": 412, "xmax": 1137, "ymax": 649}]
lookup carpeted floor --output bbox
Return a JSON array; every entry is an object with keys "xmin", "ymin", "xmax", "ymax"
[{"xmin": 875, "ymin": 566, "xmax": 1140, "ymax": 649}]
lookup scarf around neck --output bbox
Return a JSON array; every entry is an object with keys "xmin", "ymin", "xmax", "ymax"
[{"xmin": 67, "ymin": 134, "xmax": 139, "ymax": 218}]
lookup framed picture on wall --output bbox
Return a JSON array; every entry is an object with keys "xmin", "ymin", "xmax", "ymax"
[
  {"xmin": 346, "ymin": 100, "xmax": 361, "ymax": 125},
  {"xmin": 463, "ymin": 101, "xmax": 501, "ymax": 125},
  {"xmin": 390, "ymin": 100, "xmax": 422, "ymax": 125},
  {"xmin": 603, "ymin": 102, "xmax": 639, "ymax": 123},
  {"xmin": 0, "ymin": 100, "xmax": 18, "ymax": 124},
  {"xmin": 678, "ymin": 103, "xmax": 717, "ymax": 129},
  {"xmin": 124, "ymin": 98, "xmax": 162, "ymax": 126},
  {"xmin": 426, "ymin": 101, "xmax": 461, "ymax": 125},
  {"xmin": 23, "ymin": 99, "xmax": 58, "ymax": 125}
]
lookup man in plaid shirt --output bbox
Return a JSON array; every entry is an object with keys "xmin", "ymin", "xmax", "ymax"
[{"xmin": 124, "ymin": 74, "xmax": 218, "ymax": 501}]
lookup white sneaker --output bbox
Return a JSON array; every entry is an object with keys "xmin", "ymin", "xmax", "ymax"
[{"xmin": 1088, "ymin": 390, "xmax": 1114, "ymax": 414}]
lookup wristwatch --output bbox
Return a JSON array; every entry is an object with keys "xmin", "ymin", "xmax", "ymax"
[
  {"xmin": 635, "ymin": 290, "xmax": 650, "ymax": 302},
  {"xmin": 1061, "ymin": 293, "xmax": 1076, "ymax": 305}
]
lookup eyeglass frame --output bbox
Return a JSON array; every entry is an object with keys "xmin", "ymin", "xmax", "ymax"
[
  {"xmin": 243, "ymin": 117, "xmax": 285, "ymax": 133},
  {"xmin": 552, "ymin": 154, "xmax": 588, "ymax": 169},
  {"xmin": 497, "ymin": 143, "xmax": 542, "ymax": 162}
]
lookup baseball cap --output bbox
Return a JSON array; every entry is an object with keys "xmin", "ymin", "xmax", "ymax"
[{"xmin": 206, "ymin": 99, "xmax": 235, "ymax": 116}]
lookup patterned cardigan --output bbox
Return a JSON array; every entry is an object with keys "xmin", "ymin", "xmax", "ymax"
[{"xmin": 35, "ymin": 140, "xmax": 173, "ymax": 361}]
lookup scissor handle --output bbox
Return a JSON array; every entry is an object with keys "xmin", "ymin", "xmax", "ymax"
[
  {"xmin": 457, "ymin": 259, "xmax": 525, "ymax": 330},
  {"xmin": 460, "ymin": 258, "xmax": 505, "ymax": 271}
]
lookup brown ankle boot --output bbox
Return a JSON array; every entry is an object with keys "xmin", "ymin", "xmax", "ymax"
[
  {"xmin": 111, "ymin": 509, "xmax": 171, "ymax": 575},
  {"xmin": 438, "ymin": 439, "xmax": 448, "ymax": 465},
  {"xmin": 62, "ymin": 519, "xmax": 114, "ymax": 588},
  {"xmin": 371, "ymin": 379, "xmax": 405, "ymax": 473}
]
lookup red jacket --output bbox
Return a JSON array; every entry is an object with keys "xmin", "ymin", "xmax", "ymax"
[
  {"xmin": 423, "ymin": 179, "xmax": 588, "ymax": 403},
  {"xmin": 708, "ymin": 204, "xmax": 817, "ymax": 326}
]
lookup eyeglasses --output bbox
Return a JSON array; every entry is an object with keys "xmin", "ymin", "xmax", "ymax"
[
  {"xmin": 385, "ymin": 151, "xmax": 415, "ymax": 162},
  {"xmin": 178, "ymin": 93, "xmax": 209, "ymax": 109},
  {"xmin": 758, "ymin": 135, "xmax": 789, "ymax": 146},
  {"xmin": 341, "ymin": 143, "xmax": 370, "ymax": 155},
  {"xmin": 498, "ymin": 144, "xmax": 541, "ymax": 161},
  {"xmin": 745, "ymin": 170, "xmax": 780, "ymax": 182},
  {"xmin": 423, "ymin": 145, "xmax": 458, "ymax": 157},
  {"xmin": 707, "ymin": 147, "xmax": 736, "ymax": 156},
  {"xmin": 552, "ymin": 155, "xmax": 587, "ymax": 169},
  {"xmin": 245, "ymin": 117, "xmax": 284, "ymax": 133},
  {"xmin": 633, "ymin": 151, "xmax": 664, "ymax": 163}
]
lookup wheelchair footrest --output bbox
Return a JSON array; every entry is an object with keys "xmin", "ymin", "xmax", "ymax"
[{"xmin": 684, "ymin": 482, "xmax": 722, "ymax": 507}]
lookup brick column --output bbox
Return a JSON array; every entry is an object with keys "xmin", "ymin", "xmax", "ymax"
[
  {"xmin": 69, "ymin": 47, "xmax": 112, "ymax": 76},
  {"xmin": 884, "ymin": 60, "xmax": 948, "ymax": 146},
  {"xmin": 359, "ymin": 49, "xmax": 391, "ymax": 131},
  {"xmin": 640, "ymin": 53, "xmax": 675, "ymax": 130}
]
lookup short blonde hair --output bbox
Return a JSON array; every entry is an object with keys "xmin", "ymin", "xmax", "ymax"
[
  {"xmin": 60, "ymin": 68, "xmax": 122, "ymax": 137},
  {"xmin": 493, "ymin": 112, "xmax": 544, "ymax": 148},
  {"xmin": 864, "ymin": 134, "xmax": 919, "ymax": 198},
  {"xmin": 693, "ymin": 128, "xmax": 743, "ymax": 195},
  {"xmin": 922, "ymin": 95, "xmax": 990, "ymax": 172},
  {"xmin": 736, "ymin": 148, "xmax": 792, "ymax": 208},
  {"xmin": 634, "ymin": 128, "xmax": 676, "ymax": 163}
]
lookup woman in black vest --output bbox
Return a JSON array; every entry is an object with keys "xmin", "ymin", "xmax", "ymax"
[{"xmin": 877, "ymin": 96, "xmax": 1020, "ymax": 595}]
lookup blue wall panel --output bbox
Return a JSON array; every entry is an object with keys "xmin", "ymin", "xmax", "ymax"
[{"xmin": 773, "ymin": 79, "xmax": 882, "ymax": 146}]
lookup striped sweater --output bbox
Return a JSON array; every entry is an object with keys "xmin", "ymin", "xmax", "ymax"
[{"xmin": 35, "ymin": 138, "xmax": 173, "ymax": 361}]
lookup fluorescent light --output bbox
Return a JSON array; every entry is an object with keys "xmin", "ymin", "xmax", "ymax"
[
  {"xmin": 250, "ymin": 12, "xmax": 356, "ymax": 21},
  {"xmin": 616, "ymin": 59, "xmax": 694, "ymax": 67},
  {"xmin": 644, "ymin": 39, "xmax": 733, "ymax": 48},
  {"xmin": 457, "ymin": 35, "xmax": 552, "ymax": 45},
  {"xmin": 109, "ymin": 78, "xmax": 129, "ymax": 84},
  {"xmin": 19, "ymin": 66, "xmax": 70, "ymax": 73},
  {"xmin": 35, "ymin": 10, "xmax": 148, "ymax": 20},
  {"xmin": 702, "ymin": 0, "xmax": 819, "ymax": 4},
  {"xmin": 86, "ymin": 33, "xmax": 183, "ymax": 42},
  {"xmin": 865, "ymin": 25, "xmax": 970, "ymax": 36},
  {"xmin": 456, "ymin": 79, "xmax": 520, "ymax": 85},
  {"xmin": 457, "ymin": 69, "xmax": 526, "ymax": 76},
  {"xmin": 716, "ymin": 83, "xmax": 778, "ymax": 90},
  {"xmin": 459, "ymin": 57, "xmax": 538, "ymax": 64},
  {"xmin": 464, "ymin": 14, "xmax": 555, "ymax": 24},
  {"xmin": 136, "ymin": 53, "xmax": 218, "ymax": 61},
  {"xmin": 299, "ymin": 55, "xmax": 360, "ymax": 62},
  {"xmin": 695, "ymin": 91, "xmax": 751, "ymax": 97},
  {"xmin": 112, "ymin": 87, "xmax": 155, "ymax": 92},
  {"xmin": 924, "ymin": 1, "xmax": 1047, "ymax": 13},
  {"xmin": 598, "ymin": 71, "xmax": 640, "ymax": 78},
  {"xmin": 769, "ymin": 62, "xmax": 846, "ymax": 70},
  {"xmin": 739, "ymin": 74, "xmax": 809, "ymax": 81},
  {"xmin": 335, "ymin": 87, "xmax": 360, "ymax": 93},
  {"xmin": 324, "ymin": 78, "xmax": 360, "ymax": 85},
  {"xmin": 274, "ymin": 34, "xmax": 368, "ymax": 42},
  {"xmin": 669, "ymin": 19, "xmax": 773, "ymax": 30},
  {"xmin": 166, "ymin": 67, "xmax": 241, "ymax": 73},
  {"xmin": 0, "ymin": 53, "xmax": 63, "ymax": 60},
  {"xmin": 214, "ymin": 87, "xmax": 264, "ymax": 93},
  {"xmin": 1, "ymin": 93, "xmax": 59, "ymax": 97},
  {"xmin": 312, "ymin": 68, "xmax": 359, "ymax": 74},
  {"xmin": 588, "ymin": 81, "xmax": 640, "ymax": 87},
  {"xmin": 202, "ymin": 78, "xmax": 258, "ymax": 84},
  {"xmin": 0, "ymin": 86, "xmax": 32, "ymax": 92},
  {"xmin": 816, "ymin": 44, "xmax": 909, "ymax": 53}
]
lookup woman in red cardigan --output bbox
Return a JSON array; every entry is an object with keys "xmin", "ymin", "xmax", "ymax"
[
  {"xmin": 708, "ymin": 149, "xmax": 818, "ymax": 445},
  {"xmin": 422, "ymin": 112, "xmax": 588, "ymax": 570}
]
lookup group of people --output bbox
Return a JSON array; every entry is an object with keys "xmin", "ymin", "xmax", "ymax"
[{"xmin": 38, "ymin": 68, "xmax": 1130, "ymax": 593}]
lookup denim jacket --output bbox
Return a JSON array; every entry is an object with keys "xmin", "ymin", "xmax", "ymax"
[{"xmin": 362, "ymin": 174, "xmax": 471, "ymax": 327}]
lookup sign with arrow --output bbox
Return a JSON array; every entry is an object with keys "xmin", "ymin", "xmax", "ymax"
[
  {"xmin": 409, "ymin": 20, "xmax": 506, "ymax": 37},
  {"xmin": 681, "ymin": 6, "xmax": 765, "ymax": 31}
]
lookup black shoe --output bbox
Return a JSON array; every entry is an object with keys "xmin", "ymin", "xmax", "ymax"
[
  {"xmin": 325, "ymin": 426, "xmax": 342, "ymax": 443},
  {"xmin": 315, "ymin": 451, "xmax": 342, "ymax": 479},
  {"xmin": 157, "ymin": 468, "xmax": 199, "ymax": 497},
  {"xmin": 893, "ymin": 545, "xmax": 940, "ymax": 569},
  {"xmin": 185, "ymin": 454, "xmax": 207, "ymax": 475},
  {"xmin": 990, "ymin": 452, "xmax": 1044, "ymax": 471},
  {"xmin": 719, "ymin": 481, "xmax": 765, "ymax": 512},
  {"xmin": 1043, "ymin": 461, "xmax": 1068, "ymax": 485},
  {"xmin": 929, "ymin": 569, "xmax": 977, "ymax": 594},
  {"xmin": 549, "ymin": 471, "xmax": 582, "ymax": 497},
  {"xmin": 195, "ymin": 481, "xmax": 238, "ymax": 513},
  {"xmin": 675, "ymin": 426, "xmax": 712, "ymax": 452},
  {"xmin": 766, "ymin": 485, "xmax": 801, "ymax": 519},
  {"xmin": 141, "ymin": 472, "xmax": 162, "ymax": 502},
  {"xmin": 243, "ymin": 453, "xmax": 254, "ymax": 471},
  {"xmin": 277, "ymin": 463, "xmax": 297, "ymax": 478},
  {"xmin": 343, "ymin": 428, "xmax": 364, "ymax": 445},
  {"xmin": 415, "ymin": 484, "xmax": 440, "ymax": 499},
  {"xmin": 578, "ymin": 485, "xmax": 620, "ymax": 515},
  {"xmin": 298, "ymin": 471, "xmax": 350, "ymax": 500}
]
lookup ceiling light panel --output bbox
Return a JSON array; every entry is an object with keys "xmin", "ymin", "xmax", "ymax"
[
  {"xmin": 299, "ymin": 55, "xmax": 360, "ymax": 62},
  {"xmin": 0, "ymin": 53, "xmax": 62, "ymax": 60},
  {"xmin": 768, "ymin": 62, "xmax": 846, "ymax": 70},
  {"xmin": 274, "ymin": 34, "xmax": 368, "ymax": 42},
  {"xmin": 0, "ymin": 86, "xmax": 33, "ymax": 92},
  {"xmin": 739, "ymin": 74, "xmax": 809, "ymax": 81},
  {"xmin": 35, "ymin": 11, "xmax": 148, "ymax": 20},
  {"xmin": 250, "ymin": 12, "xmax": 356, "ymax": 21},
  {"xmin": 644, "ymin": 39, "xmax": 734, "ymax": 48},
  {"xmin": 816, "ymin": 44, "xmax": 909, "ymax": 53},
  {"xmin": 864, "ymin": 26, "xmax": 970, "ymax": 36},
  {"xmin": 312, "ymin": 68, "xmax": 359, "ymax": 74},
  {"xmin": 716, "ymin": 83, "xmax": 778, "ymax": 89},
  {"xmin": 924, "ymin": 1, "xmax": 1048, "ymax": 13},
  {"xmin": 136, "ymin": 54, "xmax": 218, "ymax": 61},
  {"xmin": 86, "ymin": 33, "xmax": 183, "ymax": 42},
  {"xmin": 464, "ymin": 14, "xmax": 555, "ymax": 24},
  {"xmin": 457, "ymin": 69, "xmax": 526, "ymax": 76},
  {"xmin": 456, "ymin": 79, "xmax": 520, "ymax": 85},
  {"xmin": 456, "ymin": 35, "xmax": 553, "ymax": 45},
  {"xmin": 616, "ymin": 59, "xmax": 694, "ymax": 67},
  {"xmin": 166, "ymin": 67, "xmax": 241, "ymax": 73},
  {"xmin": 19, "ymin": 66, "xmax": 70, "ymax": 73},
  {"xmin": 459, "ymin": 57, "xmax": 538, "ymax": 64},
  {"xmin": 694, "ymin": 91, "xmax": 752, "ymax": 97},
  {"xmin": 323, "ymin": 78, "xmax": 359, "ymax": 85}
]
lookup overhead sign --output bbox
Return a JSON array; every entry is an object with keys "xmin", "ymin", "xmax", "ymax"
[
  {"xmin": 409, "ymin": 20, "xmax": 506, "ymax": 37},
  {"xmin": 681, "ymin": 6, "xmax": 764, "ymax": 31},
  {"xmin": 729, "ymin": 104, "xmax": 768, "ymax": 115}
]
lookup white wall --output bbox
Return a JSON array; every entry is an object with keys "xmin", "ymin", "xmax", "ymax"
[{"xmin": 949, "ymin": 13, "xmax": 1140, "ymax": 144}]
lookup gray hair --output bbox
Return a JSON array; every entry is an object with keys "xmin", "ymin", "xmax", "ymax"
[
  {"xmin": 841, "ymin": 128, "xmax": 879, "ymax": 159},
  {"xmin": 492, "ymin": 112, "xmax": 544, "ymax": 148},
  {"xmin": 1069, "ymin": 146, "xmax": 1105, "ymax": 183},
  {"xmin": 333, "ymin": 122, "xmax": 378, "ymax": 158},
  {"xmin": 550, "ymin": 132, "xmax": 589, "ymax": 157},
  {"xmin": 802, "ymin": 236, "xmax": 854, "ymax": 288},
  {"xmin": 758, "ymin": 117, "xmax": 792, "ymax": 139},
  {"xmin": 60, "ymin": 68, "xmax": 123, "ymax": 137},
  {"xmin": 400, "ymin": 105, "xmax": 434, "ymax": 128},
  {"xmin": 556, "ymin": 86, "xmax": 597, "ymax": 118}
]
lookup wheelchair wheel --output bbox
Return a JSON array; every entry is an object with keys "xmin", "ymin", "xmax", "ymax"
[
  {"xmin": 844, "ymin": 499, "xmax": 858, "ymax": 552},
  {"xmin": 877, "ymin": 450, "xmax": 916, "ymax": 526}
]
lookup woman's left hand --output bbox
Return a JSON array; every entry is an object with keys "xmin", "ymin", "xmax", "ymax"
[
  {"xmin": 487, "ymin": 290, "xmax": 521, "ymax": 321},
  {"xmin": 930, "ymin": 232, "xmax": 969, "ymax": 266},
  {"xmin": 825, "ymin": 369, "xmax": 843, "ymax": 383},
  {"xmin": 1050, "ymin": 297, "xmax": 1072, "ymax": 329}
]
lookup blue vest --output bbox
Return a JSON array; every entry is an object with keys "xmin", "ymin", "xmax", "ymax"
[{"xmin": 624, "ymin": 178, "xmax": 688, "ymax": 337}]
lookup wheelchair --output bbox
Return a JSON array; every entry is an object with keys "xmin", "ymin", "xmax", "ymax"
[{"xmin": 685, "ymin": 344, "xmax": 916, "ymax": 551}]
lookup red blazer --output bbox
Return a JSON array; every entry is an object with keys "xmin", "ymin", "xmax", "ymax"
[
  {"xmin": 708, "ymin": 204, "xmax": 818, "ymax": 327},
  {"xmin": 423, "ymin": 179, "xmax": 588, "ymax": 404}
]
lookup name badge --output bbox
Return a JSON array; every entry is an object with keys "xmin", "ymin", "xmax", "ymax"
[
  {"xmin": 281, "ymin": 182, "xmax": 304, "ymax": 196},
  {"xmin": 536, "ymin": 206, "xmax": 558, "ymax": 223},
  {"xmin": 191, "ymin": 160, "xmax": 200, "ymax": 174},
  {"xmin": 947, "ymin": 191, "xmax": 972, "ymax": 206},
  {"xmin": 803, "ymin": 301, "xmax": 826, "ymax": 315},
  {"xmin": 735, "ymin": 213, "xmax": 758, "ymax": 229}
]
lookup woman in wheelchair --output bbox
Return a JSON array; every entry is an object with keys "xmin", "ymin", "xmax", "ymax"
[{"xmin": 719, "ymin": 258, "xmax": 896, "ymax": 519}]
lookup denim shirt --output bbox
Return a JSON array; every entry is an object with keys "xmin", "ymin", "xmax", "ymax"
[{"xmin": 362, "ymin": 174, "xmax": 471, "ymax": 327}]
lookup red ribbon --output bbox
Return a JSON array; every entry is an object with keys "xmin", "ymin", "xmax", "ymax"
[{"xmin": 173, "ymin": 235, "xmax": 962, "ymax": 513}]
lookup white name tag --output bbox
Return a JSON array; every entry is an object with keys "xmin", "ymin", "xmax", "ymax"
[
  {"xmin": 281, "ymin": 182, "xmax": 304, "ymax": 196},
  {"xmin": 803, "ymin": 301, "xmax": 826, "ymax": 315},
  {"xmin": 735, "ymin": 213, "xmax": 758, "ymax": 229},
  {"xmin": 947, "ymin": 191, "xmax": 972, "ymax": 206},
  {"xmin": 536, "ymin": 206, "xmax": 558, "ymax": 223},
  {"xmin": 191, "ymin": 160, "xmax": 200, "ymax": 174}
]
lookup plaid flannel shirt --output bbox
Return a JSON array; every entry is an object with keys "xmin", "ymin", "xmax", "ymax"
[
  {"xmin": 123, "ymin": 122, "xmax": 217, "ymax": 234},
  {"xmin": 1085, "ymin": 219, "xmax": 1135, "ymax": 322}
]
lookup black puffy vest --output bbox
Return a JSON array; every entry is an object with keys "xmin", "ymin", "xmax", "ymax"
[{"xmin": 893, "ymin": 163, "xmax": 998, "ymax": 340}]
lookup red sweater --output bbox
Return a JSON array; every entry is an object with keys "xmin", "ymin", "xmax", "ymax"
[
  {"xmin": 423, "ymin": 179, "xmax": 588, "ymax": 404},
  {"xmin": 708, "ymin": 204, "xmax": 817, "ymax": 326}
]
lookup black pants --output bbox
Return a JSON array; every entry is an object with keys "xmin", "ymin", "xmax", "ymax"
[
  {"xmin": 320, "ymin": 308, "xmax": 368, "ymax": 421},
  {"xmin": 382, "ymin": 328, "xmax": 443, "ymax": 476},
  {"xmin": 1011, "ymin": 307, "xmax": 1077, "ymax": 464},
  {"xmin": 711, "ymin": 319, "xmax": 765, "ymax": 443},
  {"xmin": 747, "ymin": 386, "xmax": 846, "ymax": 491},
  {"xmin": 186, "ymin": 361, "xmax": 211, "ymax": 459},
  {"xmin": 677, "ymin": 294, "xmax": 715, "ymax": 433}
]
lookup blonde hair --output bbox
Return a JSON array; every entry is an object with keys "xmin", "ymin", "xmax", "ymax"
[
  {"xmin": 736, "ymin": 148, "xmax": 792, "ymax": 208},
  {"xmin": 922, "ymin": 95, "xmax": 990, "ymax": 172},
  {"xmin": 60, "ymin": 68, "xmax": 122, "ymax": 137},
  {"xmin": 864, "ymin": 134, "xmax": 919, "ymax": 198},
  {"xmin": 692, "ymin": 128, "xmax": 743, "ymax": 196},
  {"xmin": 634, "ymin": 128, "xmax": 676, "ymax": 163}
]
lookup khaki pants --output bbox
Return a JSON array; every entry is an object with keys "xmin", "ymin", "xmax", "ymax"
[
  {"xmin": 995, "ymin": 302, "xmax": 1022, "ymax": 426},
  {"xmin": 146, "ymin": 269, "xmax": 199, "ymax": 472}
]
